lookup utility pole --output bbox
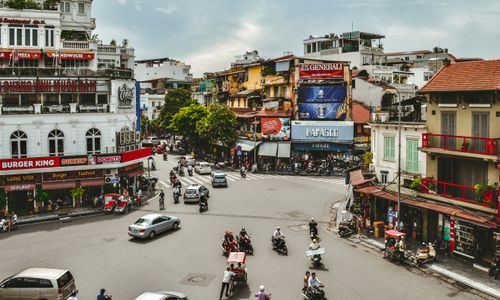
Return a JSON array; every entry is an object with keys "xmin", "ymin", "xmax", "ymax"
[
  {"xmin": 397, "ymin": 93, "xmax": 402, "ymax": 230},
  {"xmin": 253, "ymin": 116, "xmax": 257, "ymax": 165}
]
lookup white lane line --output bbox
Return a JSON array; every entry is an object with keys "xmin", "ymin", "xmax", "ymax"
[
  {"xmin": 189, "ymin": 177, "xmax": 205, "ymax": 184},
  {"xmin": 195, "ymin": 176, "xmax": 211, "ymax": 183},
  {"xmin": 226, "ymin": 176, "xmax": 236, "ymax": 182},
  {"xmin": 250, "ymin": 174, "xmax": 267, "ymax": 179},
  {"xmin": 181, "ymin": 177, "xmax": 195, "ymax": 185},
  {"xmin": 225, "ymin": 174, "xmax": 240, "ymax": 181}
]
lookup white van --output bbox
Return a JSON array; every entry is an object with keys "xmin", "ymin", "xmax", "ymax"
[{"xmin": 0, "ymin": 268, "xmax": 77, "ymax": 300}]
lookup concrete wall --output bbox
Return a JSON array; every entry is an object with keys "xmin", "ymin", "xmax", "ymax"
[
  {"xmin": 134, "ymin": 61, "xmax": 191, "ymax": 82},
  {"xmin": 352, "ymin": 78, "xmax": 384, "ymax": 109},
  {"xmin": 243, "ymin": 65, "xmax": 262, "ymax": 91}
]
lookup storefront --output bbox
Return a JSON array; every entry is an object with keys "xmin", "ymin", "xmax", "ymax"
[
  {"xmin": 291, "ymin": 120, "xmax": 354, "ymax": 161},
  {"xmin": 258, "ymin": 118, "xmax": 291, "ymax": 171}
]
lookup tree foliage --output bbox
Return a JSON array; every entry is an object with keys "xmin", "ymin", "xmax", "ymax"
[
  {"xmin": 6, "ymin": 0, "xmax": 40, "ymax": 9},
  {"xmin": 196, "ymin": 103, "xmax": 237, "ymax": 147},
  {"xmin": 157, "ymin": 88, "xmax": 195, "ymax": 130},
  {"xmin": 169, "ymin": 103, "xmax": 208, "ymax": 145}
]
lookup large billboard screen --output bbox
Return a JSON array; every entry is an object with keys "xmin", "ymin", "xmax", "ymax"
[
  {"xmin": 298, "ymin": 85, "xmax": 346, "ymax": 103},
  {"xmin": 299, "ymin": 63, "xmax": 344, "ymax": 79},
  {"xmin": 261, "ymin": 118, "xmax": 291, "ymax": 140},
  {"xmin": 298, "ymin": 103, "xmax": 347, "ymax": 120}
]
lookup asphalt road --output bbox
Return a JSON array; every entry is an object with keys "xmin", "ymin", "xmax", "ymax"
[{"xmin": 0, "ymin": 154, "xmax": 482, "ymax": 300}]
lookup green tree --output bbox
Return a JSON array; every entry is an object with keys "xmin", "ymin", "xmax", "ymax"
[
  {"xmin": 169, "ymin": 103, "xmax": 208, "ymax": 146},
  {"xmin": 196, "ymin": 103, "xmax": 237, "ymax": 148},
  {"xmin": 122, "ymin": 38, "xmax": 129, "ymax": 47},
  {"xmin": 110, "ymin": 38, "xmax": 117, "ymax": 46},
  {"xmin": 157, "ymin": 88, "xmax": 195, "ymax": 130},
  {"xmin": 140, "ymin": 113, "xmax": 151, "ymax": 137},
  {"xmin": 6, "ymin": 0, "xmax": 40, "ymax": 9}
]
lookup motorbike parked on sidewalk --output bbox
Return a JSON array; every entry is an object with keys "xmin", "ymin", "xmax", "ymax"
[
  {"xmin": 412, "ymin": 241, "xmax": 437, "ymax": 266},
  {"xmin": 338, "ymin": 219, "xmax": 357, "ymax": 238},
  {"xmin": 302, "ymin": 285, "xmax": 325, "ymax": 300},
  {"xmin": 489, "ymin": 257, "xmax": 500, "ymax": 280},
  {"xmin": 271, "ymin": 236, "xmax": 288, "ymax": 255}
]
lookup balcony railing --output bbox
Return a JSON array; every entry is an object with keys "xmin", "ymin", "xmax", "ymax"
[
  {"xmin": 422, "ymin": 133, "xmax": 500, "ymax": 155},
  {"xmin": 0, "ymin": 67, "xmax": 133, "ymax": 79},
  {"xmin": 421, "ymin": 178, "xmax": 498, "ymax": 208},
  {"xmin": 62, "ymin": 40, "xmax": 90, "ymax": 50}
]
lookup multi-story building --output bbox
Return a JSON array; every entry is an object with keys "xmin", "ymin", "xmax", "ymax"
[
  {"xmin": 134, "ymin": 57, "xmax": 192, "ymax": 82},
  {"xmin": 303, "ymin": 31, "xmax": 385, "ymax": 68},
  {"xmin": 0, "ymin": 0, "xmax": 150, "ymax": 216}
]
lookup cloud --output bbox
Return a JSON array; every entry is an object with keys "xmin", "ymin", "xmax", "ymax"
[
  {"xmin": 155, "ymin": 5, "xmax": 178, "ymax": 15},
  {"xmin": 114, "ymin": 0, "xmax": 127, "ymax": 4},
  {"xmin": 135, "ymin": 0, "xmax": 142, "ymax": 11}
]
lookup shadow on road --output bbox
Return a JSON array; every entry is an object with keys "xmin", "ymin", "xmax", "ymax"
[{"xmin": 127, "ymin": 227, "xmax": 181, "ymax": 244}]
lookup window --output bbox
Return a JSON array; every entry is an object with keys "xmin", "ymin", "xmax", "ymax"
[
  {"xmin": 9, "ymin": 25, "xmax": 37, "ymax": 47},
  {"xmin": 383, "ymin": 136, "xmax": 395, "ymax": 160},
  {"xmin": 22, "ymin": 278, "xmax": 39, "ymax": 288},
  {"xmin": 381, "ymin": 171, "xmax": 388, "ymax": 184},
  {"xmin": 11, "ymin": 131, "xmax": 28, "ymax": 158},
  {"xmin": 312, "ymin": 43, "xmax": 316, "ymax": 53},
  {"xmin": 405, "ymin": 56, "xmax": 409, "ymax": 61},
  {"xmin": 61, "ymin": 1, "xmax": 71, "ymax": 13},
  {"xmin": 306, "ymin": 44, "xmax": 311, "ymax": 54},
  {"xmin": 39, "ymin": 279, "xmax": 53, "ymax": 288},
  {"xmin": 86, "ymin": 128, "xmax": 101, "ymax": 154},
  {"xmin": 48, "ymin": 129, "xmax": 64, "ymax": 156},
  {"xmin": 97, "ymin": 94, "xmax": 108, "ymax": 104},
  {"xmin": 4, "ymin": 277, "xmax": 24, "ymax": 288},
  {"xmin": 406, "ymin": 139, "xmax": 419, "ymax": 173},
  {"xmin": 45, "ymin": 27, "xmax": 54, "ymax": 47},
  {"xmin": 78, "ymin": 2, "xmax": 85, "ymax": 14}
]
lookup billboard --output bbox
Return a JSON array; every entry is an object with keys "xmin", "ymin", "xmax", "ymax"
[
  {"xmin": 299, "ymin": 63, "xmax": 344, "ymax": 79},
  {"xmin": 261, "ymin": 118, "xmax": 291, "ymax": 140},
  {"xmin": 298, "ymin": 85, "xmax": 346, "ymax": 103},
  {"xmin": 291, "ymin": 120, "xmax": 354, "ymax": 143},
  {"xmin": 298, "ymin": 103, "xmax": 347, "ymax": 120}
]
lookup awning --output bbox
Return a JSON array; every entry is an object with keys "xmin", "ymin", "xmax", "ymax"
[
  {"xmin": 80, "ymin": 178, "xmax": 105, "ymax": 187},
  {"xmin": 45, "ymin": 51, "xmax": 95, "ymax": 60},
  {"xmin": 357, "ymin": 185, "xmax": 497, "ymax": 229},
  {"xmin": 234, "ymin": 89, "xmax": 259, "ymax": 97},
  {"xmin": 42, "ymin": 181, "xmax": 76, "ymax": 190},
  {"xmin": 277, "ymin": 142, "xmax": 291, "ymax": 158},
  {"xmin": 0, "ymin": 50, "xmax": 42, "ymax": 60},
  {"xmin": 350, "ymin": 169, "xmax": 370, "ymax": 186},
  {"xmin": 236, "ymin": 139, "xmax": 261, "ymax": 152},
  {"xmin": 259, "ymin": 142, "xmax": 278, "ymax": 157},
  {"xmin": 127, "ymin": 170, "xmax": 144, "ymax": 177},
  {"xmin": 291, "ymin": 142, "xmax": 351, "ymax": 152}
]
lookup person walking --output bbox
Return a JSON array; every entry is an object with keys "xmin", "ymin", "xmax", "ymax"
[{"xmin": 220, "ymin": 267, "xmax": 234, "ymax": 299}]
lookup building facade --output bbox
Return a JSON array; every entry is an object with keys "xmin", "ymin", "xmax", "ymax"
[{"xmin": 134, "ymin": 57, "xmax": 192, "ymax": 82}]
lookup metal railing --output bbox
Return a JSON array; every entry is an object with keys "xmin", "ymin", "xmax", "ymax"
[
  {"xmin": 0, "ymin": 67, "xmax": 133, "ymax": 79},
  {"xmin": 422, "ymin": 133, "xmax": 500, "ymax": 155}
]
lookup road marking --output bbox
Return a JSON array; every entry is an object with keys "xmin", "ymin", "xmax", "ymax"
[
  {"xmin": 181, "ymin": 177, "xmax": 195, "ymax": 185},
  {"xmin": 249, "ymin": 174, "xmax": 267, "ymax": 179},
  {"xmin": 189, "ymin": 177, "xmax": 205, "ymax": 184},
  {"xmin": 225, "ymin": 174, "xmax": 239, "ymax": 181}
]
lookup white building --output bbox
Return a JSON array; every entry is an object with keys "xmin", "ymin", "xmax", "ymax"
[
  {"xmin": 0, "ymin": 0, "xmax": 149, "ymax": 215},
  {"xmin": 303, "ymin": 31, "xmax": 385, "ymax": 68},
  {"xmin": 140, "ymin": 93, "xmax": 164, "ymax": 120},
  {"xmin": 134, "ymin": 57, "xmax": 192, "ymax": 82},
  {"xmin": 369, "ymin": 119, "xmax": 427, "ymax": 186}
]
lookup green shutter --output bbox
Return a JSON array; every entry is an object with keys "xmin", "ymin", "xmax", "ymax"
[
  {"xmin": 406, "ymin": 139, "xmax": 418, "ymax": 173},
  {"xmin": 384, "ymin": 137, "xmax": 395, "ymax": 160}
]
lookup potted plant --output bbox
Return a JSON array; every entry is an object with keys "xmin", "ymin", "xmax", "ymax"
[
  {"xmin": 34, "ymin": 188, "xmax": 48, "ymax": 212},
  {"xmin": 70, "ymin": 187, "xmax": 85, "ymax": 207},
  {"xmin": 473, "ymin": 183, "xmax": 483, "ymax": 202},
  {"xmin": 409, "ymin": 177, "xmax": 422, "ymax": 192}
]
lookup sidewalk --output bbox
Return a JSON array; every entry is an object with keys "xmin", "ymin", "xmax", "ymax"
[{"xmin": 17, "ymin": 207, "xmax": 103, "ymax": 225}]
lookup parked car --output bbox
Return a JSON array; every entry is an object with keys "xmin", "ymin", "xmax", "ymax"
[
  {"xmin": 183, "ymin": 184, "xmax": 209, "ymax": 203},
  {"xmin": 134, "ymin": 291, "xmax": 189, "ymax": 300},
  {"xmin": 211, "ymin": 172, "xmax": 228, "ymax": 187},
  {"xmin": 194, "ymin": 162, "xmax": 212, "ymax": 175},
  {"xmin": 128, "ymin": 214, "xmax": 180, "ymax": 239},
  {"xmin": 0, "ymin": 268, "xmax": 77, "ymax": 300}
]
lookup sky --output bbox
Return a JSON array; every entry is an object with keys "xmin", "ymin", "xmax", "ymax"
[{"xmin": 93, "ymin": 0, "xmax": 500, "ymax": 77}]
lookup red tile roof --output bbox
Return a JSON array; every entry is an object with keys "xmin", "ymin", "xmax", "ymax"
[
  {"xmin": 352, "ymin": 101, "xmax": 370, "ymax": 124},
  {"xmin": 384, "ymin": 50, "xmax": 432, "ymax": 56},
  {"xmin": 420, "ymin": 60, "xmax": 500, "ymax": 92}
]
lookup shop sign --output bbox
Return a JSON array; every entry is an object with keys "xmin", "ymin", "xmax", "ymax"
[
  {"xmin": 46, "ymin": 105, "xmax": 70, "ymax": 113},
  {"xmin": 291, "ymin": 121, "xmax": 354, "ymax": 143},
  {"xmin": 0, "ymin": 79, "xmax": 97, "ymax": 93},
  {"xmin": 0, "ymin": 18, "xmax": 45, "ymax": 24},
  {"xmin": 96, "ymin": 155, "xmax": 121, "ymax": 164},
  {"xmin": 60, "ymin": 155, "xmax": 96, "ymax": 166},
  {"xmin": 298, "ymin": 103, "xmax": 347, "ymax": 120},
  {"xmin": 2, "ymin": 106, "xmax": 34, "ymax": 112},
  {"xmin": 118, "ymin": 84, "xmax": 135, "ymax": 108},
  {"xmin": 0, "ymin": 51, "xmax": 41, "ymax": 60},
  {"xmin": 118, "ymin": 163, "xmax": 142, "ymax": 174},
  {"xmin": 299, "ymin": 63, "xmax": 344, "ymax": 80},
  {"xmin": 43, "ymin": 169, "xmax": 103, "ymax": 182},
  {"xmin": 298, "ymin": 86, "xmax": 346, "ymax": 103},
  {"xmin": 0, "ymin": 157, "xmax": 60, "ymax": 171},
  {"xmin": 4, "ymin": 184, "xmax": 36, "ymax": 192},
  {"xmin": 78, "ymin": 104, "xmax": 107, "ymax": 112},
  {"xmin": 121, "ymin": 148, "xmax": 152, "ymax": 162},
  {"xmin": 46, "ymin": 52, "xmax": 95, "ymax": 60},
  {"xmin": 3, "ymin": 174, "xmax": 39, "ymax": 185},
  {"xmin": 261, "ymin": 118, "xmax": 291, "ymax": 141}
]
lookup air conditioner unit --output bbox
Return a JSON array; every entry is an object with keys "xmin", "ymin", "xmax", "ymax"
[{"xmin": 104, "ymin": 175, "xmax": 113, "ymax": 184}]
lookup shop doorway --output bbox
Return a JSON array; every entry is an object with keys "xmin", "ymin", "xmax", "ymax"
[{"xmin": 8, "ymin": 190, "xmax": 33, "ymax": 215}]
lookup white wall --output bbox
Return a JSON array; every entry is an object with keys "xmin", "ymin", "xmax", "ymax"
[
  {"xmin": 134, "ymin": 61, "xmax": 191, "ymax": 82},
  {"xmin": 370, "ymin": 123, "xmax": 427, "ymax": 183},
  {"xmin": 352, "ymin": 78, "xmax": 384, "ymax": 109}
]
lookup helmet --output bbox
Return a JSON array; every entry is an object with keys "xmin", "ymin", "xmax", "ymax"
[
  {"xmin": 241, "ymin": 228, "xmax": 246, "ymax": 231},
  {"xmin": 225, "ymin": 230, "xmax": 229, "ymax": 234},
  {"xmin": 276, "ymin": 227, "xmax": 280, "ymax": 230},
  {"xmin": 313, "ymin": 239, "xmax": 317, "ymax": 243},
  {"xmin": 311, "ymin": 217, "xmax": 315, "ymax": 221},
  {"xmin": 259, "ymin": 285, "xmax": 265, "ymax": 291}
]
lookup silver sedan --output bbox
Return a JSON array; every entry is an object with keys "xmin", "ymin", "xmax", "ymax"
[
  {"xmin": 134, "ymin": 291, "xmax": 188, "ymax": 300},
  {"xmin": 128, "ymin": 214, "xmax": 180, "ymax": 239}
]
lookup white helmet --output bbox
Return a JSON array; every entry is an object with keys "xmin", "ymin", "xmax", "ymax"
[
  {"xmin": 259, "ymin": 285, "xmax": 265, "ymax": 291},
  {"xmin": 276, "ymin": 227, "xmax": 280, "ymax": 230}
]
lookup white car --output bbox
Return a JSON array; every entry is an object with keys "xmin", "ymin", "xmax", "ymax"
[
  {"xmin": 128, "ymin": 214, "xmax": 180, "ymax": 239},
  {"xmin": 195, "ymin": 162, "xmax": 211, "ymax": 174},
  {"xmin": 135, "ymin": 291, "xmax": 188, "ymax": 300}
]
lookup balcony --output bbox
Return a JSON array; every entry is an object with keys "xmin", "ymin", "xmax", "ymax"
[
  {"xmin": 421, "ymin": 178, "xmax": 498, "ymax": 208},
  {"xmin": 422, "ymin": 133, "xmax": 500, "ymax": 160},
  {"xmin": 0, "ymin": 67, "xmax": 133, "ymax": 79}
]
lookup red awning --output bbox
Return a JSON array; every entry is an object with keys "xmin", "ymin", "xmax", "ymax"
[
  {"xmin": 350, "ymin": 169, "xmax": 370, "ymax": 186},
  {"xmin": 80, "ymin": 178, "xmax": 105, "ymax": 187},
  {"xmin": 42, "ymin": 181, "xmax": 76, "ymax": 190},
  {"xmin": 0, "ymin": 50, "xmax": 42, "ymax": 60},
  {"xmin": 357, "ymin": 185, "xmax": 497, "ymax": 229},
  {"xmin": 127, "ymin": 170, "xmax": 144, "ymax": 177},
  {"xmin": 45, "ymin": 51, "xmax": 95, "ymax": 60}
]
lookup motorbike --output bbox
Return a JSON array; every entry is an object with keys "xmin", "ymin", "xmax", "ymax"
[
  {"xmin": 163, "ymin": 152, "xmax": 168, "ymax": 161},
  {"xmin": 302, "ymin": 285, "xmax": 325, "ymax": 300},
  {"xmin": 488, "ymin": 259, "xmax": 500, "ymax": 280},
  {"xmin": 221, "ymin": 240, "xmax": 240, "ymax": 256},
  {"xmin": 133, "ymin": 194, "xmax": 142, "ymax": 207},
  {"xmin": 179, "ymin": 168, "xmax": 185, "ymax": 177},
  {"xmin": 413, "ymin": 241, "xmax": 437, "ymax": 266},
  {"xmin": 159, "ymin": 197, "xmax": 165, "ymax": 210},
  {"xmin": 338, "ymin": 219, "xmax": 357, "ymax": 238},
  {"xmin": 240, "ymin": 169, "xmax": 246, "ymax": 178},
  {"xmin": 238, "ymin": 236, "xmax": 254, "ymax": 255},
  {"xmin": 199, "ymin": 201, "xmax": 207, "ymax": 212},
  {"xmin": 271, "ymin": 236, "xmax": 288, "ymax": 255},
  {"xmin": 173, "ymin": 187, "xmax": 181, "ymax": 204},
  {"xmin": 188, "ymin": 168, "xmax": 193, "ymax": 176},
  {"xmin": 307, "ymin": 246, "xmax": 325, "ymax": 269},
  {"xmin": 306, "ymin": 166, "xmax": 317, "ymax": 173}
]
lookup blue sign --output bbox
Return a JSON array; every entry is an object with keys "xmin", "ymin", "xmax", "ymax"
[
  {"xmin": 298, "ymin": 86, "xmax": 346, "ymax": 103},
  {"xmin": 298, "ymin": 103, "xmax": 347, "ymax": 120},
  {"xmin": 291, "ymin": 121, "xmax": 354, "ymax": 143},
  {"xmin": 237, "ymin": 150, "xmax": 242, "ymax": 156}
]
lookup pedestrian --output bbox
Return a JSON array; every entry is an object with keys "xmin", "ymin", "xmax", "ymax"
[
  {"xmin": 97, "ymin": 288, "xmax": 106, "ymax": 300},
  {"xmin": 255, "ymin": 285, "xmax": 271, "ymax": 300},
  {"xmin": 220, "ymin": 267, "xmax": 234, "ymax": 299},
  {"xmin": 303, "ymin": 271, "xmax": 310, "ymax": 292}
]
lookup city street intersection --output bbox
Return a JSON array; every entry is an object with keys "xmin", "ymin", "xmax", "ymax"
[{"xmin": 0, "ymin": 155, "xmax": 483, "ymax": 299}]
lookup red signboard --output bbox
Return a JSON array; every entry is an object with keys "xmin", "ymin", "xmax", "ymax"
[
  {"xmin": 261, "ymin": 118, "xmax": 290, "ymax": 140},
  {"xmin": 299, "ymin": 63, "xmax": 344, "ymax": 79},
  {"xmin": 0, "ymin": 79, "xmax": 97, "ymax": 93},
  {"xmin": 0, "ymin": 51, "xmax": 41, "ymax": 60},
  {"xmin": 0, "ymin": 157, "xmax": 60, "ymax": 171},
  {"xmin": 0, "ymin": 18, "xmax": 45, "ymax": 25},
  {"xmin": 4, "ymin": 184, "xmax": 36, "ymax": 192},
  {"xmin": 121, "ymin": 148, "xmax": 153, "ymax": 163},
  {"xmin": 96, "ymin": 155, "xmax": 121, "ymax": 164},
  {"xmin": 46, "ymin": 52, "xmax": 95, "ymax": 60}
]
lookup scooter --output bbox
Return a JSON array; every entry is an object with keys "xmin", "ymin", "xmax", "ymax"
[
  {"xmin": 338, "ymin": 219, "xmax": 357, "ymax": 238},
  {"xmin": 413, "ymin": 241, "xmax": 437, "ymax": 266},
  {"xmin": 188, "ymin": 168, "xmax": 193, "ymax": 176},
  {"xmin": 240, "ymin": 169, "xmax": 246, "ymax": 178},
  {"xmin": 178, "ymin": 168, "xmax": 185, "ymax": 176},
  {"xmin": 271, "ymin": 236, "xmax": 288, "ymax": 255},
  {"xmin": 163, "ymin": 152, "xmax": 168, "ymax": 161},
  {"xmin": 489, "ymin": 259, "xmax": 500, "ymax": 280},
  {"xmin": 238, "ymin": 236, "xmax": 254, "ymax": 255},
  {"xmin": 173, "ymin": 187, "xmax": 181, "ymax": 204},
  {"xmin": 199, "ymin": 201, "xmax": 207, "ymax": 212},
  {"xmin": 302, "ymin": 285, "xmax": 325, "ymax": 300},
  {"xmin": 134, "ymin": 194, "xmax": 142, "ymax": 207}
]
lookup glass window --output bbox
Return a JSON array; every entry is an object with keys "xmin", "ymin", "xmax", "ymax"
[
  {"xmin": 383, "ymin": 136, "xmax": 395, "ymax": 160},
  {"xmin": 78, "ymin": 2, "xmax": 85, "ymax": 13},
  {"xmin": 4, "ymin": 278, "xmax": 24, "ymax": 288},
  {"xmin": 44, "ymin": 94, "xmax": 59, "ymax": 106},
  {"xmin": 2, "ymin": 94, "xmax": 20, "ymax": 106},
  {"xmin": 97, "ymin": 94, "xmax": 108, "ymax": 104},
  {"xmin": 32, "ymin": 29, "xmax": 38, "ymax": 46},
  {"xmin": 22, "ymin": 278, "xmax": 39, "ymax": 288},
  {"xmin": 20, "ymin": 94, "xmax": 39, "ymax": 106},
  {"xmin": 86, "ymin": 128, "xmax": 101, "ymax": 154},
  {"xmin": 10, "ymin": 131, "xmax": 28, "ymax": 158},
  {"xmin": 61, "ymin": 94, "xmax": 74, "ymax": 105},
  {"xmin": 25, "ymin": 29, "xmax": 31, "ymax": 46},
  {"xmin": 39, "ymin": 279, "xmax": 53, "ymax": 288},
  {"xmin": 48, "ymin": 129, "xmax": 64, "ymax": 156},
  {"xmin": 381, "ymin": 171, "xmax": 388, "ymax": 184},
  {"xmin": 9, "ymin": 28, "xmax": 15, "ymax": 46},
  {"xmin": 79, "ymin": 94, "xmax": 96, "ymax": 105},
  {"xmin": 16, "ymin": 28, "xmax": 22, "ymax": 46},
  {"xmin": 406, "ymin": 139, "xmax": 418, "ymax": 173}
]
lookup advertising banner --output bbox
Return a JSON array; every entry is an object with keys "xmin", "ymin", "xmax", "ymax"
[
  {"xmin": 298, "ymin": 86, "xmax": 346, "ymax": 103},
  {"xmin": 299, "ymin": 63, "xmax": 344, "ymax": 79},
  {"xmin": 121, "ymin": 148, "xmax": 152, "ymax": 162},
  {"xmin": 298, "ymin": 103, "xmax": 347, "ymax": 120},
  {"xmin": 0, "ymin": 157, "xmax": 60, "ymax": 171},
  {"xmin": 96, "ymin": 155, "xmax": 121, "ymax": 164},
  {"xmin": 291, "ymin": 120, "xmax": 354, "ymax": 143},
  {"xmin": 261, "ymin": 118, "xmax": 291, "ymax": 140},
  {"xmin": 60, "ymin": 155, "xmax": 97, "ymax": 166}
]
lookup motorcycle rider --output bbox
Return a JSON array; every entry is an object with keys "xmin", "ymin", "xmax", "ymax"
[
  {"xmin": 309, "ymin": 238, "xmax": 322, "ymax": 265},
  {"xmin": 307, "ymin": 272, "xmax": 324, "ymax": 296},
  {"xmin": 187, "ymin": 164, "xmax": 193, "ymax": 176},
  {"xmin": 272, "ymin": 227, "xmax": 285, "ymax": 247},
  {"xmin": 240, "ymin": 165, "xmax": 246, "ymax": 177},
  {"xmin": 255, "ymin": 285, "xmax": 271, "ymax": 300},
  {"xmin": 309, "ymin": 218, "xmax": 318, "ymax": 237},
  {"xmin": 199, "ymin": 194, "xmax": 208, "ymax": 209},
  {"xmin": 159, "ymin": 189, "xmax": 165, "ymax": 209},
  {"xmin": 240, "ymin": 228, "xmax": 250, "ymax": 241},
  {"xmin": 97, "ymin": 289, "xmax": 107, "ymax": 300}
]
